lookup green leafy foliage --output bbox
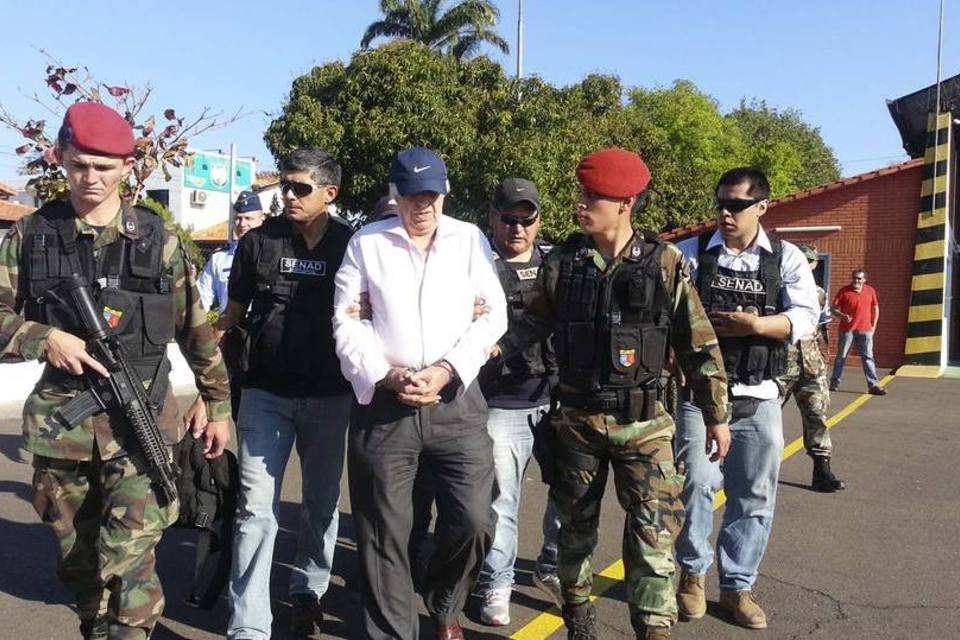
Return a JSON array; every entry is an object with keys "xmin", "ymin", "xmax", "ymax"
[
  {"xmin": 727, "ymin": 99, "xmax": 841, "ymax": 196},
  {"xmin": 266, "ymin": 43, "xmax": 841, "ymax": 241}
]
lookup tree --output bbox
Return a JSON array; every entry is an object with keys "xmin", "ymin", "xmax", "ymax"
[
  {"xmin": 625, "ymin": 81, "xmax": 751, "ymax": 231},
  {"xmin": 266, "ymin": 43, "xmax": 841, "ymax": 241},
  {"xmin": 0, "ymin": 50, "xmax": 244, "ymax": 204},
  {"xmin": 728, "ymin": 99, "xmax": 841, "ymax": 196},
  {"xmin": 361, "ymin": 0, "xmax": 509, "ymax": 59}
]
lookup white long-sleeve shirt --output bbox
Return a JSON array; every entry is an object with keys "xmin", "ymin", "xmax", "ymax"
[
  {"xmin": 678, "ymin": 227, "xmax": 819, "ymax": 400},
  {"xmin": 333, "ymin": 214, "xmax": 508, "ymax": 404}
]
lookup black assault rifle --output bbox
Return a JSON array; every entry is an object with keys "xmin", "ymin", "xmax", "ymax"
[{"xmin": 55, "ymin": 274, "xmax": 178, "ymax": 504}]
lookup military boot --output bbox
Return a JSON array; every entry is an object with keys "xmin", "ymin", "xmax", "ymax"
[
  {"xmin": 561, "ymin": 602, "xmax": 597, "ymax": 640},
  {"xmin": 811, "ymin": 456, "xmax": 846, "ymax": 492},
  {"xmin": 676, "ymin": 570, "xmax": 706, "ymax": 619},
  {"xmin": 718, "ymin": 590, "xmax": 767, "ymax": 629},
  {"xmin": 630, "ymin": 614, "xmax": 672, "ymax": 640},
  {"xmin": 79, "ymin": 616, "xmax": 108, "ymax": 640},
  {"xmin": 290, "ymin": 593, "xmax": 323, "ymax": 639}
]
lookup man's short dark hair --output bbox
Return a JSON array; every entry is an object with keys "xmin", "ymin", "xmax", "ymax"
[
  {"xmin": 279, "ymin": 148, "xmax": 342, "ymax": 188},
  {"xmin": 852, "ymin": 268, "xmax": 866, "ymax": 278},
  {"xmin": 716, "ymin": 167, "xmax": 770, "ymax": 200}
]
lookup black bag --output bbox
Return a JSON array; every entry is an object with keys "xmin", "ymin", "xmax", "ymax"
[
  {"xmin": 220, "ymin": 323, "xmax": 251, "ymax": 382},
  {"xmin": 173, "ymin": 436, "xmax": 239, "ymax": 609}
]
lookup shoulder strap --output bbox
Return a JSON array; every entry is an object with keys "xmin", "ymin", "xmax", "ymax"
[
  {"xmin": 696, "ymin": 232, "xmax": 718, "ymax": 307},
  {"xmin": 761, "ymin": 235, "xmax": 783, "ymax": 314}
]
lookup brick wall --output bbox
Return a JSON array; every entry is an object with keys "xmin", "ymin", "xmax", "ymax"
[{"xmin": 763, "ymin": 164, "xmax": 922, "ymax": 369}]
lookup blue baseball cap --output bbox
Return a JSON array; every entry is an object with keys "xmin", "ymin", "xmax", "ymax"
[
  {"xmin": 233, "ymin": 190, "xmax": 263, "ymax": 213},
  {"xmin": 389, "ymin": 147, "xmax": 449, "ymax": 196}
]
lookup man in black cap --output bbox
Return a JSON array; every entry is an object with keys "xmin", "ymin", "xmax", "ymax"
[
  {"xmin": 476, "ymin": 178, "xmax": 562, "ymax": 626},
  {"xmin": 334, "ymin": 147, "xmax": 507, "ymax": 640}
]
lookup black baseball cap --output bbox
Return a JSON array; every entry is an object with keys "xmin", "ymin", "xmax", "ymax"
[{"xmin": 493, "ymin": 178, "xmax": 540, "ymax": 212}]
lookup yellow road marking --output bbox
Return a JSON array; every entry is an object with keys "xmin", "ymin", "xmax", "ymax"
[{"xmin": 511, "ymin": 374, "xmax": 895, "ymax": 639}]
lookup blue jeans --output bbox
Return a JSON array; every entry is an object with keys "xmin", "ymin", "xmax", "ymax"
[
  {"xmin": 227, "ymin": 388, "xmax": 352, "ymax": 640},
  {"xmin": 675, "ymin": 398, "xmax": 784, "ymax": 592},
  {"xmin": 831, "ymin": 330, "xmax": 879, "ymax": 388},
  {"xmin": 477, "ymin": 405, "xmax": 560, "ymax": 592}
]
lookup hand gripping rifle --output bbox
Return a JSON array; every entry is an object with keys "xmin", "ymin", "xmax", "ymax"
[{"xmin": 56, "ymin": 274, "xmax": 178, "ymax": 504}]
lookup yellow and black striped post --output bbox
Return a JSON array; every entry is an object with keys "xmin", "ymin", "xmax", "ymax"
[{"xmin": 901, "ymin": 111, "xmax": 953, "ymax": 376}]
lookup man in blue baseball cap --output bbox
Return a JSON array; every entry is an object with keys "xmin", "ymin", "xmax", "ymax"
[{"xmin": 334, "ymin": 147, "xmax": 507, "ymax": 640}]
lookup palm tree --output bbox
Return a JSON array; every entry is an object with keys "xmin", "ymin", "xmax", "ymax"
[{"xmin": 361, "ymin": 0, "xmax": 510, "ymax": 60}]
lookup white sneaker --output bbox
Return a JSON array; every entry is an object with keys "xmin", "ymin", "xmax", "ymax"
[
  {"xmin": 480, "ymin": 587, "xmax": 512, "ymax": 626},
  {"xmin": 533, "ymin": 571, "xmax": 563, "ymax": 608}
]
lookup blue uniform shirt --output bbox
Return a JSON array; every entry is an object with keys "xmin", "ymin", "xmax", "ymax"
[{"xmin": 197, "ymin": 243, "xmax": 236, "ymax": 314}]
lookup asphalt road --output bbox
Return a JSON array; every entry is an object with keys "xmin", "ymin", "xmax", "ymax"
[{"xmin": 0, "ymin": 367, "xmax": 957, "ymax": 639}]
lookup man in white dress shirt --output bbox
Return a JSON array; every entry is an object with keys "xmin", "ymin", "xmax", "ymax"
[
  {"xmin": 333, "ymin": 147, "xmax": 507, "ymax": 640},
  {"xmin": 674, "ymin": 167, "xmax": 820, "ymax": 630}
]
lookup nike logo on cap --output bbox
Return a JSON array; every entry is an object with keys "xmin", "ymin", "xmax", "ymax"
[{"xmin": 413, "ymin": 165, "xmax": 431, "ymax": 173}]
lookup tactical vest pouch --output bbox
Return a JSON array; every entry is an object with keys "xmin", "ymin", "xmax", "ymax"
[
  {"xmin": 559, "ymin": 321, "xmax": 595, "ymax": 371},
  {"xmin": 625, "ymin": 272, "xmax": 653, "ymax": 312},
  {"xmin": 641, "ymin": 326, "xmax": 668, "ymax": 373},
  {"xmin": 128, "ymin": 231, "xmax": 162, "ymax": 279},
  {"xmin": 141, "ymin": 295, "xmax": 176, "ymax": 355},
  {"xmin": 743, "ymin": 342, "xmax": 770, "ymax": 386}
]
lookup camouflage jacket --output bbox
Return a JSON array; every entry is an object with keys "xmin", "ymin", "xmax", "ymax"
[
  {"xmin": 0, "ymin": 201, "xmax": 231, "ymax": 461},
  {"xmin": 498, "ymin": 230, "xmax": 729, "ymax": 440},
  {"xmin": 784, "ymin": 285, "xmax": 829, "ymax": 380}
]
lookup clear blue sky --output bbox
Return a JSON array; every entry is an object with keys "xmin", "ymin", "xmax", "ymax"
[{"xmin": 1, "ymin": 0, "xmax": 957, "ymax": 184}]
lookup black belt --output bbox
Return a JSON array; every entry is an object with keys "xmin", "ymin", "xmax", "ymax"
[{"xmin": 555, "ymin": 388, "xmax": 628, "ymax": 412}]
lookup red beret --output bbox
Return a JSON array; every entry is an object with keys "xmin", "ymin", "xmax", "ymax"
[
  {"xmin": 59, "ymin": 102, "xmax": 135, "ymax": 157},
  {"xmin": 576, "ymin": 148, "xmax": 651, "ymax": 198}
]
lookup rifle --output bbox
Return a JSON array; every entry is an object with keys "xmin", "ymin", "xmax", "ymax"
[{"xmin": 55, "ymin": 274, "xmax": 178, "ymax": 504}]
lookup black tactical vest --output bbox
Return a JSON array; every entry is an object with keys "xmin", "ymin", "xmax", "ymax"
[
  {"xmin": 480, "ymin": 243, "xmax": 557, "ymax": 395},
  {"xmin": 21, "ymin": 201, "xmax": 175, "ymax": 389},
  {"xmin": 243, "ymin": 216, "xmax": 351, "ymax": 397},
  {"xmin": 553, "ymin": 231, "xmax": 671, "ymax": 392},
  {"xmin": 696, "ymin": 233, "xmax": 787, "ymax": 385}
]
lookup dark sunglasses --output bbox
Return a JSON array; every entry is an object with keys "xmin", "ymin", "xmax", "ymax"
[
  {"xmin": 280, "ymin": 180, "xmax": 318, "ymax": 198},
  {"xmin": 715, "ymin": 197, "xmax": 764, "ymax": 214},
  {"xmin": 498, "ymin": 212, "xmax": 539, "ymax": 227}
]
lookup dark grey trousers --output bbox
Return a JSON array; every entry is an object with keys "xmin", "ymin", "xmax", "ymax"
[{"xmin": 348, "ymin": 382, "xmax": 496, "ymax": 639}]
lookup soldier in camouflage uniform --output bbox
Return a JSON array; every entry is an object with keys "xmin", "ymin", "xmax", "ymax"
[
  {"xmin": 0, "ymin": 103, "xmax": 231, "ymax": 639},
  {"xmin": 495, "ymin": 148, "xmax": 729, "ymax": 640},
  {"xmin": 780, "ymin": 244, "xmax": 845, "ymax": 492}
]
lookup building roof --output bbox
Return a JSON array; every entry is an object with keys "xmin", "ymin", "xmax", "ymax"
[
  {"xmin": 0, "ymin": 200, "xmax": 35, "ymax": 223},
  {"xmin": 0, "ymin": 182, "xmax": 17, "ymax": 198},
  {"xmin": 255, "ymin": 171, "xmax": 279, "ymax": 188},
  {"xmin": 659, "ymin": 159, "xmax": 923, "ymax": 242},
  {"xmin": 191, "ymin": 221, "xmax": 228, "ymax": 244}
]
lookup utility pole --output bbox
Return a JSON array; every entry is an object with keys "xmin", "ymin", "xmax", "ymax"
[
  {"xmin": 228, "ymin": 143, "xmax": 237, "ymax": 243},
  {"xmin": 517, "ymin": 0, "xmax": 524, "ymax": 79}
]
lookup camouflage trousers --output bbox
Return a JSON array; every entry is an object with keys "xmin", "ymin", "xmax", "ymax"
[
  {"xmin": 782, "ymin": 339, "xmax": 833, "ymax": 458},
  {"xmin": 31, "ymin": 452, "xmax": 179, "ymax": 639},
  {"xmin": 549, "ymin": 411, "xmax": 685, "ymax": 629}
]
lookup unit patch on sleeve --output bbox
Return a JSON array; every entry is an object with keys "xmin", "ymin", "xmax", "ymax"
[{"xmin": 279, "ymin": 258, "xmax": 327, "ymax": 276}]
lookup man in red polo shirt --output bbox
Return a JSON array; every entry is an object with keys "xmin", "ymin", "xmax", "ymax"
[{"xmin": 829, "ymin": 269, "xmax": 885, "ymax": 395}]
